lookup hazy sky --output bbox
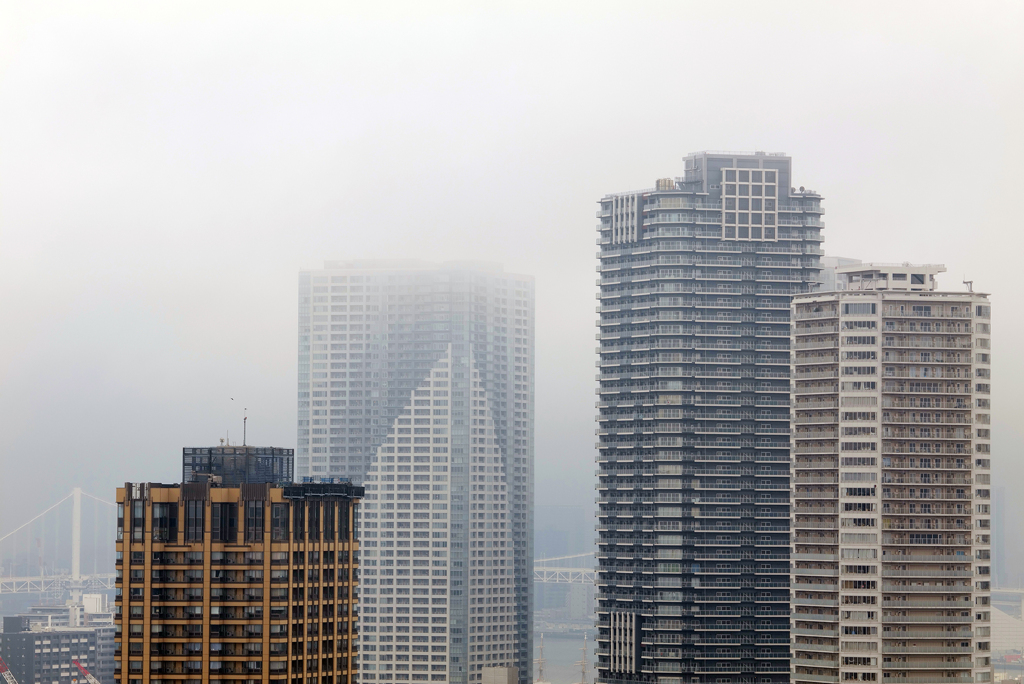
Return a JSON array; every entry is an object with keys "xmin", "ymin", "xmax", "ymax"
[{"xmin": 1, "ymin": 1, "xmax": 1022, "ymax": 573}]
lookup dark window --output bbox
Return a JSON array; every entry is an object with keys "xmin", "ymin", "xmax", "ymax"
[
  {"xmin": 245, "ymin": 501, "xmax": 264, "ymax": 543},
  {"xmin": 293, "ymin": 501, "xmax": 305, "ymax": 542},
  {"xmin": 212, "ymin": 503, "xmax": 238, "ymax": 543},
  {"xmin": 339, "ymin": 503, "xmax": 350, "ymax": 540},
  {"xmin": 132, "ymin": 501, "xmax": 145, "ymax": 542},
  {"xmin": 152, "ymin": 503, "xmax": 178, "ymax": 542},
  {"xmin": 324, "ymin": 501, "xmax": 335, "ymax": 541},
  {"xmin": 271, "ymin": 504, "xmax": 289, "ymax": 542},
  {"xmin": 308, "ymin": 502, "xmax": 321, "ymax": 541},
  {"xmin": 185, "ymin": 501, "xmax": 204, "ymax": 542}
]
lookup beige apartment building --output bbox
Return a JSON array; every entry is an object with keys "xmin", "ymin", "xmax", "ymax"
[{"xmin": 791, "ymin": 264, "xmax": 993, "ymax": 684}]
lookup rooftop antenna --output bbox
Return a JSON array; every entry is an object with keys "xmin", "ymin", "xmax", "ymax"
[
  {"xmin": 963, "ymin": 277, "xmax": 973, "ymax": 293},
  {"xmin": 243, "ymin": 409, "xmax": 248, "ymax": 446}
]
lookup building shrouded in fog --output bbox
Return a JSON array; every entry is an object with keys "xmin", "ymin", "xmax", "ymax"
[
  {"xmin": 297, "ymin": 261, "xmax": 535, "ymax": 684},
  {"xmin": 594, "ymin": 152, "xmax": 824, "ymax": 683}
]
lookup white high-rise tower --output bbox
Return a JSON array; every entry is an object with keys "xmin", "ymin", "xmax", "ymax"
[
  {"xmin": 297, "ymin": 261, "xmax": 535, "ymax": 684},
  {"xmin": 359, "ymin": 346, "xmax": 515, "ymax": 683}
]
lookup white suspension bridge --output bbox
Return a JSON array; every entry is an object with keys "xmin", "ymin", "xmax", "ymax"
[
  {"xmin": 0, "ymin": 488, "xmax": 592, "ymax": 600},
  {"xmin": 0, "ymin": 488, "xmax": 117, "ymax": 600},
  {"xmin": 533, "ymin": 552, "xmax": 595, "ymax": 585}
]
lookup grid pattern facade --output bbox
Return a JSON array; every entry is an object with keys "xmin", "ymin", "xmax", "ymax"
[
  {"xmin": 359, "ymin": 346, "xmax": 515, "ymax": 683},
  {"xmin": 791, "ymin": 290, "xmax": 994, "ymax": 684},
  {"xmin": 296, "ymin": 261, "xmax": 534, "ymax": 684},
  {"xmin": 595, "ymin": 152, "xmax": 824, "ymax": 684},
  {"xmin": 113, "ymin": 481, "xmax": 362, "ymax": 684}
]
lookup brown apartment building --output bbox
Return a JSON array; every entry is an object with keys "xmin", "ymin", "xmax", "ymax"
[{"xmin": 113, "ymin": 480, "xmax": 363, "ymax": 684}]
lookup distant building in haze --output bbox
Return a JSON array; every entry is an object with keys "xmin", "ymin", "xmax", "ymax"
[
  {"xmin": 0, "ymin": 618, "xmax": 100, "ymax": 684},
  {"xmin": 819, "ymin": 255, "xmax": 861, "ymax": 291},
  {"xmin": 297, "ymin": 260, "xmax": 536, "ymax": 684}
]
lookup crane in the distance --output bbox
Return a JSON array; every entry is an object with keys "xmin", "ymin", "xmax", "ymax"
[
  {"xmin": 73, "ymin": 662, "xmax": 102, "ymax": 684},
  {"xmin": 0, "ymin": 657, "xmax": 21, "ymax": 684}
]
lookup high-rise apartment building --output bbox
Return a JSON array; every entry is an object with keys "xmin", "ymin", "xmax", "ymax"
[
  {"xmin": 791, "ymin": 263, "xmax": 993, "ymax": 684},
  {"xmin": 595, "ymin": 152, "xmax": 824, "ymax": 684},
  {"xmin": 112, "ymin": 480, "xmax": 363, "ymax": 684},
  {"xmin": 297, "ymin": 261, "xmax": 535, "ymax": 684}
]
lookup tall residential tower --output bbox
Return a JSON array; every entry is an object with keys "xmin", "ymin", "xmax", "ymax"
[
  {"xmin": 112, "ymin": 480, "xmax": 364, "ymax": 684},
  {"xmin": 297, "ymin": 261, "xmax": 535, "ymax": 684},
  {"xmin": 595, "ymin": 152, "xmax": 824, "ymax": 684},
  {"xmin": 791, "ymin": 263, "xmax": 993, "ymax": 684}
]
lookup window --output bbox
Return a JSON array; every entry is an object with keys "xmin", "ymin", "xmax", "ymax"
[
  {"xmin": 152, "ymin": 503, "xmax": 178, "ymax": 542},
  {"xmin": 245, "ymin": 501, "xmax": 264, "ymax": 543},
  {"xmin": 843, "ymin": 336, "xmax": 876, "ymax": 345},
  {"xmin": 211, "ymin": 503, "xmax": 238, "ymax": 544},
  {"xmin": 185, "ymin": 501, "xmax": 204, "ymax": 542},
  {"xmin": 293, "ymin": 501, "xmax": 306, "ymax": 541},
  {"xmin": 324, "ymin": 501, "xmax": 335, "ymax": 540},
  {"xmin": 843, "ymin": 303, "xmax": 876, "ymax": 315},
  {"xmin": 308, "ymin": 502, "xmax": 321, "ymax": 541},
  {"xmin": 132, "ymin": 501, "xmax": 145, "ymax": 542}
]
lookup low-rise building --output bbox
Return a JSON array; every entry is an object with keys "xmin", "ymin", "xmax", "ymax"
[{"xmin": 0, "ymin": 617, "xmax": 99, "ymax": 684}]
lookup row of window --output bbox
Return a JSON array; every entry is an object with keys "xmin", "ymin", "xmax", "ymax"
[{"xmin": 117, "ymin": 500, "xmax": 352, "ymax": 544}]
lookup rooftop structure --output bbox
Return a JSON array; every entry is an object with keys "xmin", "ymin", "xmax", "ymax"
[
  {"xmin": 182, "ymin": 445, "xmax": 294, "ymax": 485},
  {"xmin": 837, "ymin": 262, "xmax": 947, "ymax": 292}
]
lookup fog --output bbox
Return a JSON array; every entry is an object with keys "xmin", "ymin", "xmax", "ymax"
[{"xmin": 1, "ymin": 1, "xmax": 1022, "ymax": 577}]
